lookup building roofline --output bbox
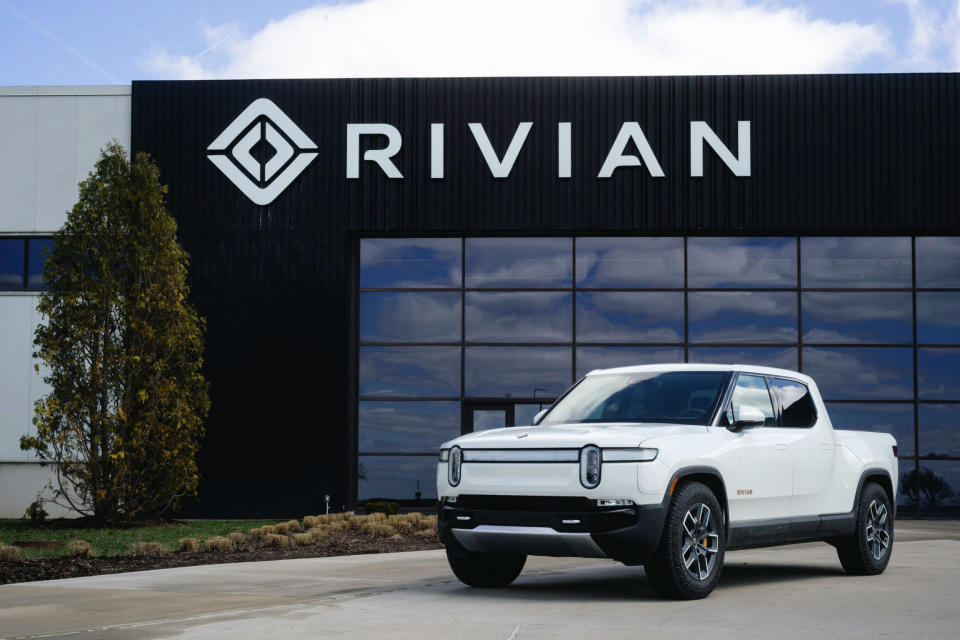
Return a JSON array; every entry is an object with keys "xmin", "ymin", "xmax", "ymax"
[{"xmin": 0, "ymin": 85, "xmax": 130, "ymax": 96}]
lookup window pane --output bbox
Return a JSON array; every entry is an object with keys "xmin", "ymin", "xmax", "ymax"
[
  {"xmin": 466, "ymin": 292, "xmax": 571, "ymax": 342},
  {"xmin": 688, "ymin": 292, "xmax": 797, "ymax": 344},
  {"xmin": 359, "ymin": 292, "xmax": 460, "ymax": 343},
  {"xmin": 357, "ymin": 455, "xmax": 438, "ymax": 503},
  {"xmin": 907, "ymin": 462, "xmax": 960, "ymax": 516},
  {"xmin": 359, "ymin": 401, "xmax": 460, "ymax": 453},
  {"xmin": 918, "ymin": 348, "xmax": 960, "ymax": 400},
  {"xmin": 466, "ymin": 238, "xmax": 571, "ymax": 288},
  {"xmin": 576, "ymin": 237, "xmax": 683, "ymax": 288},
  {"xmin": 802, "ymin": 292, "xmax": 913, "ymax": 344},
  {"xmin": 919, "ymin": 404, "xmax": 960, "ymax": 458},
  {"xmin": 723, "ymin": 374, "xmax": 775, "ymax": 426},
  {"xmin": 770, "ymin": 378, "xmax": 816, "ymax": 427},
  {"xmin": 897, "ymin": 459, "xmax": 918, "ymax": 513},
  {"xmin": 917, "ymin": 293, "xmax": 960, "ymax": 344},
  {"xmin": 515, "ymin": 403, "xmax": 549, "ymax": 426},
  {"xmin": 688, "ymin": 347, "xmax": 798, "ymax": 370},
  {"xmin": 801, "ymin": 237, "xmax": 911, "ymax": 288},
  {"xmin": 688, "ymin": 237, "xmax": 796, "ymax": 288},
  {"xmin": 27, "ymin": 238, "xmax": 52, "ymax": 291},
  {"xmin": 359, "ymin": 347, "xmax": 460, "ymax": 398},
  {"xmin": 577, "ymin": 292, "xmax": 683, "ymax": 343},
  {"xmin": 465, "ymin": 346, "xmax": 571, "ymax": 398},
  {"xmin": 802, "ymin": 347, "xmax": 914, "ymax": 400},
  {"xmin": 360, "ymin": 238, "xmax": 460, "ymax": 288},
  {"xmin": 576, "ymin": 346, "xmax": 685, "ymax": 378},
  {"xmin": 916, "ymin": 237, "xmax": 960, "ymax": 288},
  {"xmin": 826, "ymin": 403, "xmax": 915, "ymax": 456},
  {"xmin": 0, "ymin": 239, "xmax": 24, "ymax": 291}
]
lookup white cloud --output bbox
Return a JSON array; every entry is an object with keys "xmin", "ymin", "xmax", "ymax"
[
  {"xmin": 143, "ymin": 0, "xmax": 890, "ymax": 79},
  {"xmin": 889, "ymin": 0, "xmax": 960, "ymax": 70}
]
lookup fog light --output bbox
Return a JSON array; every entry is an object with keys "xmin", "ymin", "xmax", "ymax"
[
  {"xmin": 580, "ymin": 445, "xmax": 601, "ymax": 489},
  {"xmin": 597, "ymin": 499, "xmax": 635, "ymax": 507}
]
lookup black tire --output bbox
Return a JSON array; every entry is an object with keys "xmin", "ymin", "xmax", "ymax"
[
  {"xmin": 644, "ymin": 481, "xmax": 726, "ymax": 600},
  {"xmin": 445, "ymin": 548, "xmax": 526, "ymax": 587},
  {"xmin": 836, "ymin": 482, "xmax": 894, "ymax": 575}
]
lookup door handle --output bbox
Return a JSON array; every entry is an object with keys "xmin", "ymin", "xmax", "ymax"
[{"xmin": 775, "ymin": 443, "xmax": 789, "ymax": 451}]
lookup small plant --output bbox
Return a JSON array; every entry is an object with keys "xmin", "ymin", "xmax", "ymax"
[
  {"xmin": 275, "ymin": 520, "xmax": 302, "ymax": 534},
  {"xmin": 292, "ymin": 533, "xmax": 313, "ymax": 546},
  {"xmin": 360, "ymin": 521, "xmax": 396, "ymax": 536},
  {"xmin": 415, "ymin": 528, "xmax": 437, "ymax": 538},
  {"xmin": 24, "ymin": 499, "xmax": 48, "ymax": 524},
  {"xmin": 307, "ymin": 527, "xmax": 327, "ymax": 543},
  {"xmin": 128, "ymin": 541, "xmax": 166, "ymax": 556},
  {"xmin": 204, "ymin": 536, "xmax": 233, "ymax": 552},
  {"xmin": 303, "ymin": 515, "xmax": 320, "ymax": 529},
  {"xmin": 228, "ymin": 532, "xmax": 245, "ymax": 547},
  {"xmin": 0, "ymin": 543, "xmax": 22, "ymax": 561},
  {"xmin": 66, "ymin": 540, "xmax": 92, "ymax": 557},
  {"xmin": 365, "ymin": 500, "xmax": 399, "ymax": 515},
  {"xmin": 178, "ymin": 537, "xmax": 199, "ymax": 552},
  {"xmin": 387, "ymin": 516, "xmax": 413, "ymax": 534}
]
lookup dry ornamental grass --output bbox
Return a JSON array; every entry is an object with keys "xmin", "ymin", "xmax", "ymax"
[
  {"xmin": 178, "ymin": 537, "xmax": 199, "ymax": 552},
  {"xmin": 66, "ymin": 540, "xmax": 91, "ymax": 557},
  {"xmin": 203, "ymin": 536, "xmax": 234, "ymax": 552},
  {"xmin": 263, "ymin": 533, "xmax": 289, "ymax": 548},
  {"xmin": 0, "ymin": 543, "xmax": 22, "ymax": 561},
  {"xmin": 292, "ymin": 533, "xmax": 313, "ymax": 546},
  {"xmin": 227, "ymin": 532, "xmax": 245, "ymax": 547}
]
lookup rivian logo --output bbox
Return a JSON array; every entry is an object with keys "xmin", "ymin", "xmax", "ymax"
[{"xmin": 207, "ymin": 98, "xmax": 318, "ymax": 206}]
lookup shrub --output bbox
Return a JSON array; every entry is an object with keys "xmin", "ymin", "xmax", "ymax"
[
  {"xmin": 66, "ymin": 540, "xmax": 92, "ymax": 557},
  {"xmin": 128, "ymin": 541, "xmax": 166, "ymax": 556},
  {"xmin": 387, "ymin": 517, "xmax": 413, "ymax": 534},
  {"xmin": 204, "ymin": 536, "xmax": 233, "ymax": 552},
  {"xmin": 323, "ymin": 520, "xmax": 349, "ymax": 532},
  {"xmin": 292, "ymin": 533, "xmax": 313, "ymax": 546},
  {"xmin": 263, "ymin": 533, "xmax": 289, "ymax": 548},
  {"xmin": 228, "ymin": 532, "xmax": 245, "ymax": 547},
  {"xmin": 0, "ymin": 543, "xmax": 22, "ymax": 561},
  {"xmin": 275, "ymin": 520, "xmax": 302, "ymax": 534},
  {"xmin": 307, "ymin": 527, "xmax": 328, "ymax": 543},
  {"xmin": 302, "ymin": 515, "xmax": 320, "ymax": 529},
  {"xmin": 24, "ymin": 499, "xmax": 48, "ymax": 524},
  {"xmin": 365, "ymin": 500, "xmax": 399, "ymax": 515},
  {"xmin": 178, "ymin": 537, "xmax": 199, "ymax": 552}
]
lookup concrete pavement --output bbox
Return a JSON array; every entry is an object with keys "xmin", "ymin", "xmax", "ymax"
[{"xmin": 2, "ymin": 522, "xmax": 958, "ymax": 639}]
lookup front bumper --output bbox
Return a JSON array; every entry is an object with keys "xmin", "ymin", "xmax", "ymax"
[{"xmin": 438, "ymin": 495, "xmax": 668, "ymax": 565}]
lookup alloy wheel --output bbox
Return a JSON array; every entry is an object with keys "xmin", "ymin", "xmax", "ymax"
[
  {"xmin": 865, "ymin": 499, "xmax": 891, "ymax": 561},
  {"xmin": 681, "ymin": 503, "xmax": 720, "ymax": 581}
]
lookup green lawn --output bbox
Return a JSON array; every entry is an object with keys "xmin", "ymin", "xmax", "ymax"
[{"xmin": 0, "ymin": 519, "xmax": 283, "ymax": 559}]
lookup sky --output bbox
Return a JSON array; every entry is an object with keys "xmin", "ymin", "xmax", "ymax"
[{"xmin": 1, "ymin": 0, "xmax": 960, "ymax": 85}]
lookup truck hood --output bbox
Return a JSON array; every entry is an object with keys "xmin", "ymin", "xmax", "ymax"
[{"xmin": 443, "ymin": 423, "xmax": 707, "ymax": 449}]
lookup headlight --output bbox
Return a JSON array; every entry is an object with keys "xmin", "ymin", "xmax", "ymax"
[
  {"xmin": 448, "ymin": 446, "xmax": 462, "ymax": 486},
  {"xmin": 580, "ymin": 445, "xmax": 601, "ymax": 489},
  {"xmin": 602, "ymin": 448, "xmax": 658, "ymax": 462}
]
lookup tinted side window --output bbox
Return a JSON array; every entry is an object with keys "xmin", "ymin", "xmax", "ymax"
[
  {"xmin": 772, "ymin": 378, "xmax": 817, "ymax": 428},
  {"xmin": 721, "ymin": 374, "xmax": 776, "ymax": 427}
]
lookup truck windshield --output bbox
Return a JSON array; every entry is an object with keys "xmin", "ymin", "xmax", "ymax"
[{"xmin": 539, "ymin": 371, "xmax": 730, "ymax": 426}]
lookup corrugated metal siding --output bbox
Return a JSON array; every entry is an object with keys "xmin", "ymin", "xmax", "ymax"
[{"xmin": 131, "ymin": 74, "xmax": 960, "ymax": 516}]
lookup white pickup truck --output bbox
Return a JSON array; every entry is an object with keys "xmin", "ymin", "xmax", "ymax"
[{"xmin": 437, "ymin": 364, "xmax": 898, "ymax": 599}]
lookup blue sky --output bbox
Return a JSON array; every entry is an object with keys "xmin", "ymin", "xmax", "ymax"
[{"xmin": 1, "ymin": 0, "xmax": 957, "ymax": 85}]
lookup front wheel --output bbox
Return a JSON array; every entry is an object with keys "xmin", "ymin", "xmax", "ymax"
[
  {"xmin": 644, "ymin": 480, "xmax": 725, "ymax": 599},
  {"xmin": 836, "ymin": 482, "xmax": 893, "ymax": 575},
  {"xmin": 445, "ymin": 548, "xmax": 526, "ymax": 587}
]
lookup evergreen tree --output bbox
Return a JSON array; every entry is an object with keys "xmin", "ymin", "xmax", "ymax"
[{"xmin": 21, "ymin": 142, "xmax": 210, "ymax": 520}]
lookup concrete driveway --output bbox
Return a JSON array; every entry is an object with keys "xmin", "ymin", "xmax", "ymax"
[{"xmin": 2, "ymin": 523, "xmax": 958, "ymax": 639}]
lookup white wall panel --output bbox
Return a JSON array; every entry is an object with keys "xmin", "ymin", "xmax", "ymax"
[
  {"xmin": 0, "ymin": 462, "xmax": 73, "ymax": 518},
  {"xmin": 0, "ymin": 86, "xmax": 131, "ymax": 234},
  {"xmin": 0, "ymin": 97, "xmax": 38, "ymax": 230},
  {"xmin": 0, "ymin": 296, "xmax": 36, "ymax": 461}
]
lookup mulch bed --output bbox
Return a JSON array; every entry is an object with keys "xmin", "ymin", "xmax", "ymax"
[{"xmin": 0, "ymin": 530, "xmax": 442, "ymax": 585}]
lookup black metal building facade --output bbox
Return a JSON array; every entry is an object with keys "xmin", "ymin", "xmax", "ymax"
[{"xmin": 131, "ymin": 75, "xmax": 960, "ymax": 518}]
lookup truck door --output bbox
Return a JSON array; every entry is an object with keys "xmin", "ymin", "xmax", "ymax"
[
  {"xmin": 770, "ymin": 378, "xmax": 834, "ymax": 517},
  {"xmin": 718, "ymin": 374, "xmax": 795, "ymax": 522}
]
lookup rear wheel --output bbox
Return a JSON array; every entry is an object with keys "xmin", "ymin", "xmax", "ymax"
[
  {"xmin": 836, "ymin": 482, "xmax": 893, "ymax": 575},
  {"xmin": 445, "ymin": 548, "xmax": 526, "ymax": 587},
  {"xmin": 644, "ymin": 480, "xmax": 725, "ymax": 599}
]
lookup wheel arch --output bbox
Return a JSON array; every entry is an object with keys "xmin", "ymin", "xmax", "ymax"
[
  {"xmin": 667, "ymin": 466, "xmax": 729, "ymax": 534},
  {"xmin": 858, "ymin": 467, "xmax": 896, "ymax": 518}
]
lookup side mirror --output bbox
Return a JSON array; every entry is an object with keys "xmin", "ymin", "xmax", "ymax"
[
  {"xmin": 533, "ymin": 409, "xmax": 548, "ymax": 424},
  {"xmin": 731, "ymin": 405, "xmax": 766, "ymax": 431}
]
